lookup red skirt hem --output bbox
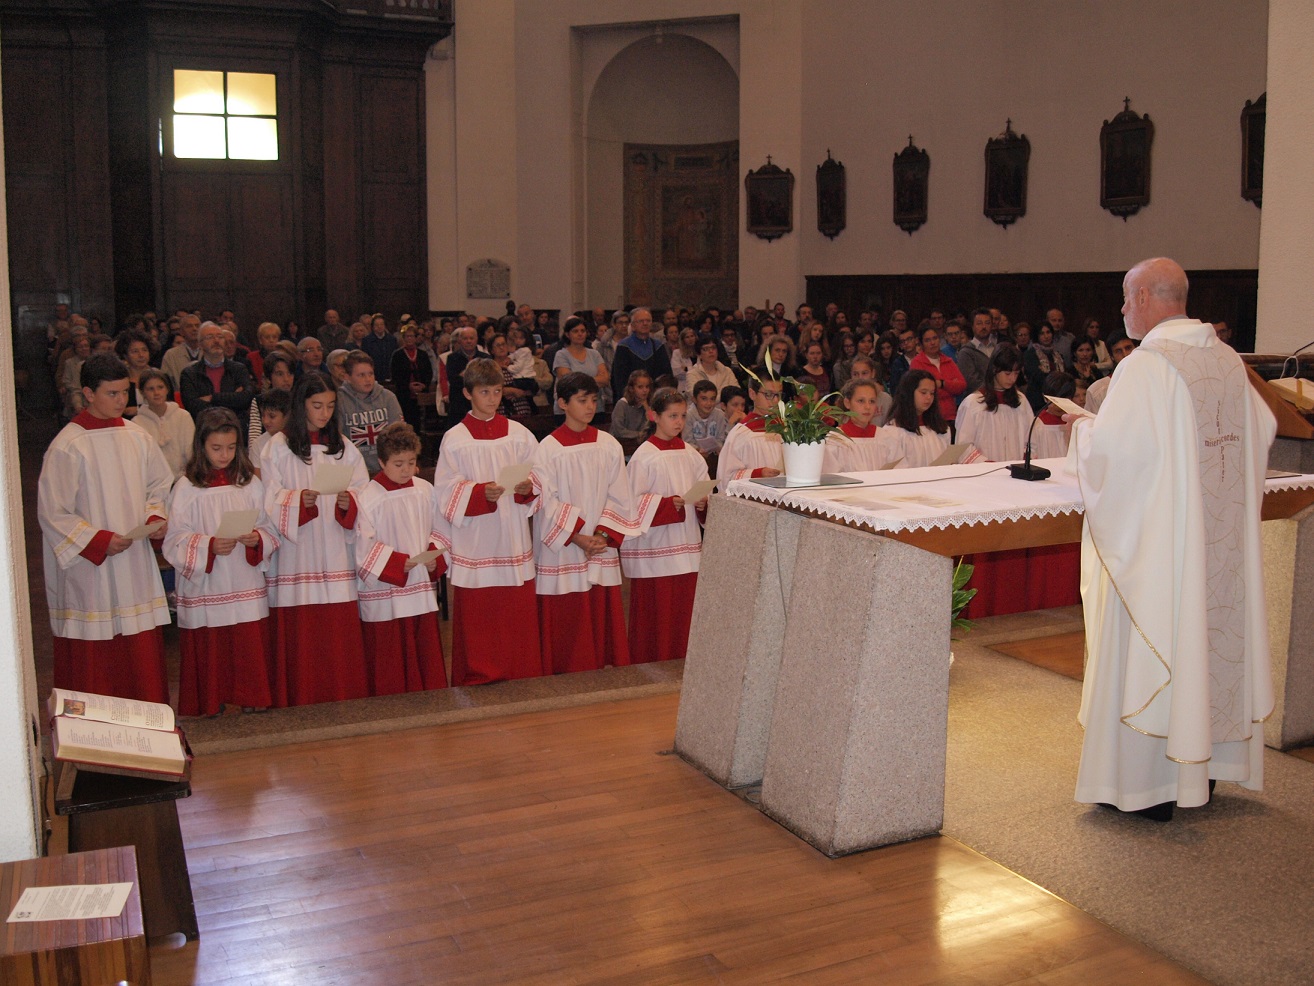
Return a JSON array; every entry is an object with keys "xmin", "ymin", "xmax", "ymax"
[
  {"xmin": 627, "ymin": 572, "xmax": 698, "ymax": 663},
  {"xmin": 361, "ymin": 612, "xmax": 447, "ymax": 695},
  {"xmin": 269, "ymin": 602, "xmax": 368, "ymax": 707},
  {"xmin": 539, "ymin": 584, "xmax": 629, "ymax": 674},
  {"xmin": 53, "ymin": 629, "xmax": 168, "ymax": 705},
  {"xmin": 450, "ymin": 583, "xmax": 542, "ymax": 686},
  {"xmin": 178, "ymin": 619, "xmax": 274, "ymax": 716}
]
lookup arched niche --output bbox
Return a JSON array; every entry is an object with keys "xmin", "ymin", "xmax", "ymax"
[{"xmin": 584, "ymin": 32, "xmax": 739, "ymax": 308}]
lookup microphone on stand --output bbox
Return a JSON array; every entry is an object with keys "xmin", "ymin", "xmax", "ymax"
[{"xmin": 1009, "ymin": 411, "xmax": 1051, "ymax": 481}]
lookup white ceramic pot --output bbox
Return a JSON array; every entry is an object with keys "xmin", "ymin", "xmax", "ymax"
[{"xmin": 782, "ymin": 439, "xmax": 826, "ymax": 485}]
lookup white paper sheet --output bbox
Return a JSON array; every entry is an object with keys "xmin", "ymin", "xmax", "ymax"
[
  {"xmin": 7, "ymin": 883, "xmax": 132, "ymax": 923},
  {"xmin": 408, "ymin": 548, "xmax": 445, "ymax": 567},
  {"xmin": 682, "ymin": 479, "xmax": 718, "ymax": 504},
  {"xmin": 124, "ymin": 520, "xmax": 165, "ymax": 541},
  {"xmin": 1045, "ymin": 395, "xmax": 1095, "ymax": 419},
  {"xmin": 311, "ymin": 462, "xmax": 355, "ymax": 495},
  {"xmin": 214, "ymin": 509, "xmax": 260, "ymax": 538},
  {"xmin": 929, "ymin": 444, "xmax": 970, "ymax": 468},
  {"xmin": 496, "ymin": 462, "xmax": 534, "ymax": 489}
]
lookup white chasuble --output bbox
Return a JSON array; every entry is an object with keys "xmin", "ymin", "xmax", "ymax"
[
  {"xmin": 355, "ymin": 477, "xmax": 442, "ymax": 622},
  {"xmin": 431, "ymin": 415, "xmax": 539, "ymax": 589},
  {"xmin": 164, "ymin": 477, "xmax": 278, "ymax": 629},
  {"xmin": 38, "ymin": 417, "xmax": 174, "ymax": 640},
  {"xmin": 260, "ymin": 433, "xmax": 369, "ymax": 608},
  {"xmin": 1071, "ymin": 317, "xmax": 1275, "ymax": 810},
  {"xmin": 621, "ymin": 437, "xmax": 708, "ymax": 579},
  {"xmin": 531, "ymin": 426, "xmax": 639, "ymax": 595}
]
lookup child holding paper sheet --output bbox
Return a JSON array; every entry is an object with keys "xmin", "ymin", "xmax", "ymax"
[
  {"xmin": 431, "ymin": 358, "xmax": 543, "ymax": 685},
  {"xmin": 621, "ymin": 388, "xmax": 710, "ymax": 663},
  {"xmin": 164, "ymin": 408, "xmax": 278, "ymax": 716},
  {"xmin": 354, "ymin": 422, "xmax": 448, "ymax": 695},
  {"xmin": 259, "ymin": 373, "xmax": 370, "ymax": 706},
  {"xmin": 531, "ymin": 371, "xmax": 640, "ymax": 673}
]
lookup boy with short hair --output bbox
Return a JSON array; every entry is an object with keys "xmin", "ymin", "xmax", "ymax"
[
  {"xmin": 37, "ymin": 353, "xmax": 175, "ymax": 702},
  {"xmin": 715, "ymin": 370, "xmax": 784, "ymax": 484},
  {"xmin": 432, "ymin": 358, "xmax": 542, "ymax": 685},
  {"xmin": 251, "ymin": 387, "xmax": 292, "ymax": 464},
  {"xmin": 531, "ymin": 371, "xmax": 639, "ymax": 673},
  {"xmin": 337, "ymin": 350, "xmax": 404, "ymax": 474},
  {"xmin": 720, "ymin": 385, "xmax": 747, "ymax": 428},
  {"xmin": 355, "ymin": 422, "xmax": 448, "ymax": 695},
  {"xmin": 682, "ymin": 379, "xmax": 729, "ymax": 456}
]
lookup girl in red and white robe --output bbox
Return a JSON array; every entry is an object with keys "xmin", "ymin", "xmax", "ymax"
[
  {"xmin": 259, "ymin": 374, "xmax": 370, "ymax": 706},
  {"xmin": 431, "ymin": 358, "xmax": 542, "ymax": 686},
  {"xmin": 881, "ymin": 369, "xmax": 985, "ymax": 469},
  {"xmin": 531, "ymin": 372, "xmax": 641, "ymax": 673},
  {"xmin": 714, "ymin": 373, "xmax": 784, "ymax": 485},
  {"xmin": 164, "ymin": 407, "xmax": 278, "ymax": 716},
  {"xmin": 622, "ymin": 389, "xmax": 709, "ymax": 663},
  {"xmin": 355, "ymin": 422, "xmax": 447, "ymax": 695},
  {"xmin": 823, "ymin": 378, "xmax": 891, "ymax": 473}
]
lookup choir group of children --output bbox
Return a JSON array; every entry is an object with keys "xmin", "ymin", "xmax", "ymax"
[{"xmin": 39, "ymin": 353, "xmax": 710, "ymax": 717}]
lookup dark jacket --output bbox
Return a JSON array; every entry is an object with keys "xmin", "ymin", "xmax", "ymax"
[{"xmin": 179, "ymin": 358, "xmax": 256, "ymax": 421}]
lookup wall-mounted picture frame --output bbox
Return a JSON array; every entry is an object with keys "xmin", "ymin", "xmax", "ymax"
[
  {"xmin": 983, "ymin": 120, "xmax": 1029, "ymax": 228},
  {"xmin": 1241, "ymin": 92, "xmax": 1265, "ymax": 208},
  {"xmin": 746, "ymin": 157, "xmax": 794, "ymax": 241},
  {"xmin": 816, "ymin": 150, "xmax": 846, "ymax": 239},
  {"xmin": 892, "ymin": 136, "xmax": 929, "ymax": 235},
  {"xmin": 1100, "ymin": 98, "xmax": 1154, "ymax": 220}
]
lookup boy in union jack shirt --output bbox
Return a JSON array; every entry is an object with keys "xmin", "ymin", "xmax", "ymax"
[{"xmin": 336, "ymin": 350, "xmax": 403, "ymax": 474}]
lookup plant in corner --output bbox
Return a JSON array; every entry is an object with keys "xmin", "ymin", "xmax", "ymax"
[
  {"xmin": 951, "ymin": 557, "xmax": 976, "ymax": 637},
  {"xmin": 741, "ymin": 354, "xmax": 855, "ymax": 484}
]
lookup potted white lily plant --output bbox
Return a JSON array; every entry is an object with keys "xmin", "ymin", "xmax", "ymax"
[{"xmin": 741, "ymin": 353, "xmax": 855, "ymax": 485}]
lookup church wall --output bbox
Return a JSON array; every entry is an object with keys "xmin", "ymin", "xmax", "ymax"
[{"xmin": 797, "ymin": 0, "xmax": 1268, "ymax": 282}]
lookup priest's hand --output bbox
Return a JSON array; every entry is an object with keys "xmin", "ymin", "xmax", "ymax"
[
  {"xmin": 212, "ymin": 536, "xmax": 238, "ymax": 556},
  {"xmin": 484, "ymin": 483, "xmax": 506, "ymax": 503},
  {"xmin": 235, "ymin": 531, "xmax": 261, "ymax": 548},
  {"xmin": 106, "ymin": 534, "xmax": 134, "ymax": 557},
  {"xmin": 301, "ymin": 489, "xmax": 319, "ymax": 509}
]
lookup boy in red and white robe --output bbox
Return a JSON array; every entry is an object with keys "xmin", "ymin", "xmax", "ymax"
[
  {"xmin": 355, "ymin": 422, "xmax": 448, "ymax": 695},
  {"xmin": 37, "ymin": 354, "xmax": 174, "ymax": 703},
  {"xmin": 531, "ymin": 372, "xmax": 640, "ymax": 673},
  {"xmin": 715, "ymin": 372, "xmax": 785, "ymax": 485},
  {"xmin": 431, "ymin": 358, "xmax": 542, "ymax": 685}
]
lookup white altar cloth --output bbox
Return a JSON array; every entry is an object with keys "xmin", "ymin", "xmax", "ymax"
[{"xmin": 726, "ymin": 459, "xmax": 1314, "ymax": 535}]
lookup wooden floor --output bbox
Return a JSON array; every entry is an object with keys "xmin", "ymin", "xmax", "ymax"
[
  {"xmin": 988, "ymin": 631, "xmax": 1086, "ymax": 680},
  {"xmin": 103, "ymin": 693, "xmax": 1207, "ymax": 985}
]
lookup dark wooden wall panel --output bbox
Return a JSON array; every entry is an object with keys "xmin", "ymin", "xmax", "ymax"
[{"xmin": 321, "ymin": 60, "xmax": 361, "ymax": 315}]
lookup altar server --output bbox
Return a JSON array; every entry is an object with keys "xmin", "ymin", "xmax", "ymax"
[
  {"xmin": 881, "ymin": 370, "xmax": 955, "ymax": 468},
  {"xmin": 164, "ymin": 408, "xmax": 277, "ymax": 716},
  {"xmin": 823, "ymin": 378, "xmax": 891, "ymax": 473},
  {"xmin": 954, "ymin": 345, "xmax": 1034, "ymax": 462},
  {"xmin": 38, "ymin": 354, "xmax": 175, "ymax": 703},
  {"xmin": 531, "ymin": 371, "xmax": 639, "ymax": 673},
  {"xmin": 622, "ymin": 388, "xmax": 709, "ymax": 663},
  {"xmin": 1072, "ymin": 257, "xmax": 1276, "ymax": 819},
  {"xmin": 431, "ymin": 358, "xmax": 542, "ymax": 685},
  {"xmin": 715, "ymin": 368, "xmax": 784, "ymax": 484},
  {"xmin": 260, "ymin": 373, "xmax": 370, "ymax": 706},
  {"xmin": 354, "ymin": 422, "xmax": 447, "ymax": 695}
]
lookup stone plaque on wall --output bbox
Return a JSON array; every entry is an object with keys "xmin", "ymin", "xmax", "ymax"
[{"xmin": 466, "ymin": 259, "xmax": 511, "ymax": 299}]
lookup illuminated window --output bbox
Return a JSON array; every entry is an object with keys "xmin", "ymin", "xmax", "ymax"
[{"xmin": 173, "ymin": 70, "xmax": 278, "ymax": 160}]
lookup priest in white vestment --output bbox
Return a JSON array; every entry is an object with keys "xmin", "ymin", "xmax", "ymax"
[{"xmin": 1069, "ymin": 258, "xmax": 1276, "ymax": 818}]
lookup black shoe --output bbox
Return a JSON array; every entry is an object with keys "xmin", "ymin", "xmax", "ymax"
[{"xmin": 1097, "ymin": 801, "xmax": 1175, "ymax": 822}]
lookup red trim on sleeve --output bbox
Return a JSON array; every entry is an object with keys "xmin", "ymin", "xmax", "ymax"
[
  {"xmin": 245, "ymin": 540, "xmax": 264, "ymax": 567},
  {"xmin": 335, "ymin": 494, "xmax": 358, "ymax": 530},
  {"xmin": 749, "ymin": 467, "xmax": 769, "ymax": 478},
  {"xmin": 513, "ymin": 490, "xmax": 537, "ymax": 505},
  {"xmin": 596, "ymin": 525, "xmax": 624, "ymax": 547},
  {"xmin": 695, "ymin": 502, "xmax": 708, "ymax": 524},
  {"xmin": 571, "ymin": 516, "xmax": 586, "ymax": 539},
  {"xmin": 651, "ymin": 496, "xmax": 686, "ymax": 527},
  {"xmin": 205, "ymin": 538, "xmax": 218, "ymax": 574},
  {"xmin": 465, "ymin": 484, "xmax": 497, "ymax": 516},
  {"xmin": 299, "ymin": 496, "xmax": 319, "ymax": 526},
  {"xmin": 379, "ymin": 550, "xmax": 409, "ymax": 587},
  {"xmin": 80, "ymin": 529, "xmax": 114, "ymax": 566},
  {"xmin": 432, "ymin": 554, "xmax": 448, "ymax": 581}
]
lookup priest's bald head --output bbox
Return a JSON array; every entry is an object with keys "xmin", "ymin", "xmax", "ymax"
[{"xmin": 1121, "ymin": 257, "xmax": 1189, "ymax": 340}]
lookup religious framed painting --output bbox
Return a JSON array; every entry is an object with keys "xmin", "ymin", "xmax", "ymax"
[
  {"xmin": 893, "ymin": 136, "xmax": 929, "ymax": 234},
  {"xmin": 1241, "ymin": 92, "xmax": 1265, "ymax": 207},
  {"xmin": 746, "ymin": 158, "xmax": 794, "ymax": 241},
  {"xmin": 816, "ymin": 151, "xmax": 846, "ymax": 239},
  {"xmin": 983, "ymin": 120, "xmax": 1029, "ymax": 228},
  {"xmin": 1100, "ymin": 98, "xmax": 1154, "ymax": 220}
]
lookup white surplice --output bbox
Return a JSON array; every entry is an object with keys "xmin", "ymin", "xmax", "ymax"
[
  {"xmin": 163, "ymin": 476, "xmax": 278, "ymax": 629},
  {"xmin": 1070, "ymin": 317, "xmax": 1276, "ymax": 810},
  {"xmin": 822, "ymin": 422, "xmax": 889, "ymax": 473},
  {"xmin": 877, "ymin": 424, "xmax": 949, "ymax": 469},
  {"xmin": 955, "ymin": 392, "xmax": 1035, "ymax": 461},
  {"xmin": 259, "ymin": 433, "xmax": 369, "ymax": 607},
  {"xmin": 38, "ymin": 417, "xmax": 174, "ymax": 640},
  {"xmin": 531, "ymin": 426, "xmax": 640, "ymax": 595},
  {"xmin": 431, "ymin": 414, "xmax": 539, "ymax": 588},
  {"xmin": 715, "ymin": 416, "xmax": 783, "ymax": 485},
  {"xmin": 355, "ymin": 477, "xmax": 442, "ymax": 622},
  {"xmin": 621, "ymin": 437, "xmax": 708, "ymax": 578}
]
